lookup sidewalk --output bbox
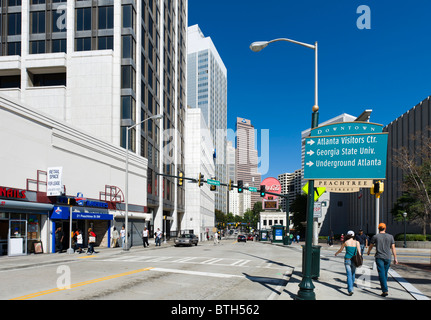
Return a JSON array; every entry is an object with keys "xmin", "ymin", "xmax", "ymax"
[{"xmin": 270, "ymin": 241, "xmax": 430, "ymax": 300}]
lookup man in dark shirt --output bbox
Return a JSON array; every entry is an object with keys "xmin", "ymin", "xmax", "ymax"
[
  {"xmin": 355, "ymin": 229, "xmax": 368, "ymax": 255},
  {"xmin": 367, "ymin": 223, "xmax": 398, "ymax": 297}
]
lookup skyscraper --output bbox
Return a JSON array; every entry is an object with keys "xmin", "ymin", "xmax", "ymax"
[
  {"xmin": 236, "ymin": 117, "xmax": 261, "ymax": 209},
  {"xmin": 0, "ymin": 0, "xmax": 188, "ymax": 234},
  {"xmin": 187, "ymin": 24, "xmax": 228, "ymax": 213}
]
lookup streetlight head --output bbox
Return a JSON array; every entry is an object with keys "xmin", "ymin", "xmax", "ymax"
[
  {"xmin": 250, "ymin": 41, "xmax": 269, "ymax": 52},
  {"xmin": 151, "ymin": 114, "xmax": 163, "ymax": 120},
  {"xmin": 403, "ymin": 212, "xmax": 408, "ymax": 218}
]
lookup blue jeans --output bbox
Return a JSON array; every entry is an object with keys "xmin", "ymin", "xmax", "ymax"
[
  {"xmin": 375, "ymin": 258, "xmax": 391, "ymax": 293},
  {"xmin": 344, "ymin": 259, "xmax": 357, "ymax": 293}
]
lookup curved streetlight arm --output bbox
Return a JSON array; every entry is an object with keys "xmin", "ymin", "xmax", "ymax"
[
  {"xmin": 268, "ymin": 38, "xmax": 316, "ymax": 50},
  {"xmin": 124, "ymin": 114, "xmax": 162, "ymax": 251}
]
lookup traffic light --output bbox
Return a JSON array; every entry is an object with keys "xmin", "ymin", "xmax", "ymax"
[
  {"xmin": 237, "ymin": 180, "xmax": 243, "ymax": 193},
  {"xmin": 371, "ymin": 181, "xmax": 384, "ymax": 196},
  {"xmin": 210, "ymin": 177, "xmax": 217, "ymax": 191},
  {"xmin": 178, "ymin": 171, "xmax": 183, "ymax": 186},
  {"xmin": 68, "ymin": 198, "xmax": 76, "ymax": 206},
  {"xmin": 198, "ymin": 173, "xmax": 204, "ymax": 187},
  {"xmin": 374, "ymin": 181, "xmax": 380, "ymax": 194},
  {"xmin": 228, "ymin": 179, "xmax": 232, "ymax": 191},
  {"xmin": 260, "ymin": 185, "xmax": 266, "ymax": 197}
]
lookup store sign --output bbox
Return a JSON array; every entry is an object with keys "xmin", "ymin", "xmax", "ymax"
[
  {"xmin": 51, "ymin": 206, "xmax": 113, "ymax": 220},
  {"xmin": 47, "ymin": 167, "xmax": 63, "ymax": 196},
  {"xmin": 0, "ymin": 187, "xmax": 27, "ymax": 200},
  {"xmin": 261, "ymin": 177, "xmax": 282, "ymax": 200}
]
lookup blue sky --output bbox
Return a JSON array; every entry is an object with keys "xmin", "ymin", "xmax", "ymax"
[{"xmin": 188, "ymin": 0, "xmax": 431, "ymax": 180}]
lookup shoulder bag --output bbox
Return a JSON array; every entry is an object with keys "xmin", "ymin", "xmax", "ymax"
[{"xmin": 352, "ymin": 242, "xmax": 363, "ymax": 267}]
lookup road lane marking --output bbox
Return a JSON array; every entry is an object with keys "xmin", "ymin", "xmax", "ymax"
[
  {"xmin": 10, "ymin": 267, "xmax": 154, "ymax": 300},
  {"xmin": 151, "ymin": 267, "xmax": 243, "ymax": 279}
]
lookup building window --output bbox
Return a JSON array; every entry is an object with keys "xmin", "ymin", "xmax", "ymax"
[
  {"xmin": 31, "ymin": 11, "xmax": 46, "ymax": 34},
  {"xmin": 121, "ymin": 65, "xmax": 136, "ymax": 90},
  {"xmin": 8, "ymin": 0, "xmax": 22, "ymax": 6},
  {"xmin": 122, "ymin": 4, "xmax": 135, "ymax": 31},
  {"xmin": 30, "ymin": 40, "xmax": 45, "ymax": 54},
  {"xmin": 52, "ymin": 39, "xmax": 67, "ymax": 53},
  {"xmin": 52, "ymin": 8, "xmax": 67, "ymax": 33},
  {"xmin": 76, "ymin": 7, "xmax": 91, "ymax": 31},
  {"xmin": 98, "ymin": 36, "xmax": 113, "ymax": 50},
  {"xmin": 31, "ymin": 0, "xmax": 45, "ymax": 4},
  {"xmin": 29, "ymin": 72, "xmax": 66, "ymax": 87},
  {"xmin": 8, "ymin": 13, "xmax": 22, "ymax": 36},
  {"xmin": 98, "ymin": 6, "xmax": 114, "ymax": 30},
  {"xmin": 122, "ymin": 35, "xmax": 136, "ymax": 60},
  {"xmin": 75, "ymin": 37, "xmax": 91, "ymax": 51},
  {"xmin": 121, "ymin": 96, "xmax": 136, "ymax": 122},
  {"xmin": 7, "ymin": 42, "xmax": 21, "ymax": 56},
  {"xmin": 0, "ymin": 75, "xmax": 21, "ymax": 88}
]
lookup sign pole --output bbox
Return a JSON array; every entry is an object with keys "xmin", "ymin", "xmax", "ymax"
[{"xmin": 67, "ymin": 204, "xmax": 74, "ymax": 254}]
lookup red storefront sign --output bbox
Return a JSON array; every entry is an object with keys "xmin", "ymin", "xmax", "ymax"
[{"xmin": 0, "ymin": 186, "xmax": 27, "ymax": 200}]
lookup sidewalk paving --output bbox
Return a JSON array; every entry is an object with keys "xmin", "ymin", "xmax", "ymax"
[{"xmin": 272, "ymin": 241, "xmax": 431, "ymax": 300}]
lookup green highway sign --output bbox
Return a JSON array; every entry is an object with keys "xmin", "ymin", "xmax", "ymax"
[
  {"xmin": 207, "ymin": 179, "xmax": 220, "ymax": 186},
  {"xmin": 304, "ymin": 122, "xmax": 388, "ymax": 180},
  {"xmin": 248, "ymin": 187, "xmax": 257, "ymax": 192}
]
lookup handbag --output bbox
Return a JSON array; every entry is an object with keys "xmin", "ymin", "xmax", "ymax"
[
  {"xmin": 89, "ymin": 236, "xmax": 96, "ymax": 243},
  {"xmin": 351, "ymin": 244, "xmax": 363, "ymax": 267}
]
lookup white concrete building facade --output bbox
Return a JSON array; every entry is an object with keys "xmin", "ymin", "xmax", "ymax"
[
  {"xmin": 0, "ymin": 95, "xmax": 148, "ymax": 255},
  {"xmin": 183, "ymin": 108, "xmax": 215, "ymax": 240}
]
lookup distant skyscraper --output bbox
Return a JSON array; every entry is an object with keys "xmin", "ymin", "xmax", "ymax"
[
  {"xmin": 187, "ymin": 24, "xmax": 228, "ymax": 213},
  {"xmin": 235, "ymin": 117, "xmax": 261, "ymax": 209}
]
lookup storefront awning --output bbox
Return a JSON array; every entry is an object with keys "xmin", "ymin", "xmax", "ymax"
[
  {"xmin": 51, "ymin": 206, "xmax": 113, "ymax": 220},
  {"xmin": 0, "ymin": 199, "xmax": 53, "ymax": 213}
]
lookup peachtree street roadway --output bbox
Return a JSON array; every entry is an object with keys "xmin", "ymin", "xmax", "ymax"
[{"xmin": 0, "ymin": 236, "xmax": 429, "ymax": 308}]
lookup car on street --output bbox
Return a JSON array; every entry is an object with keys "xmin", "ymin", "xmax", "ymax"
[
  {"xmin": 237, "ymin": 234, "xmax": 246, "ymax": 242},
  {"xmin": 174, "ymin": 233, "xmax": 199, "ymax": 247},
  {"xmin": 247, "ymin": 234, "xmax": 254, "ymax": 241}
]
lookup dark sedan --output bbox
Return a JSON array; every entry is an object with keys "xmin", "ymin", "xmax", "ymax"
[
  {"xmin": 237, "ymin": 234, "xmax": 247, "ymax": 242},
  {"xmin": 174, "ymin": 234, "xmax": 199, "ymax": 247}
]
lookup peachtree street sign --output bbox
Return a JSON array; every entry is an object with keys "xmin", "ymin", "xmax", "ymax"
[{"xmin": 304, "ymin": 122, "xmax": 388, "ymax": 180}]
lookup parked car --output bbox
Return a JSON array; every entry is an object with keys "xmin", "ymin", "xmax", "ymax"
[
  {"xmin": 247, "ymin": 234, "xmax": 254, "ymax": 241},
  {"xmin": 237, "ymin": 234, "xmax": 247, "ymax": 242},
  {"xmin": 174, "ymin": 233, "xmax": 199, "ymax": 247}
]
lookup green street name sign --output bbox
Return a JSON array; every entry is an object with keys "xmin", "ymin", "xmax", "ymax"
[
  {"xmin": 207, "ymin": 179, "xmax": 220, "ymax": 186},
  {"xmin": 248, "ymin": 187, "xmax": 257, "ymax": 192}
]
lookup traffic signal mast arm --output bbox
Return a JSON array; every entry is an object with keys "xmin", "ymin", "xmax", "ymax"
[{"xmin": 155, "ymin": 172, "xmax": 288, "ymax": 198}]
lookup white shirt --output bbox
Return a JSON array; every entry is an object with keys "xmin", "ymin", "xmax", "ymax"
[{"xmin": 143, "ymin": 229, "xmax": 149, "ymax": 237}]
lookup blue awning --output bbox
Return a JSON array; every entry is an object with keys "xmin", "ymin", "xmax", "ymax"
[{"xmin": 51, "ymin": 206, "xmax": 113, "ymax": 220}]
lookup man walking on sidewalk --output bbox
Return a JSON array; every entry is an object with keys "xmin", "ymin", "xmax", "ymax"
[{"xmin": 367, "ymin": 223, "xmax": 398, "ymax": 297}]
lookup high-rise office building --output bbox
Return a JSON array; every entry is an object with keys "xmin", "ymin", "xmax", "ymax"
[
  {"xmin": 236, "ymin": 117, "xmax": 261, "ymax": 209},
  {"xmin": 187, "ymin": 24, "xmax": 228, "ymax": 213},
  {"xmin": 0, "ymin": 0, "xmax": 188, "ymax": 234}
]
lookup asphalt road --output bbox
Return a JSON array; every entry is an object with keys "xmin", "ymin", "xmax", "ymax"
[{"xmin": 1, "ymin": 239, "xmax": 293, "ymax": 301}]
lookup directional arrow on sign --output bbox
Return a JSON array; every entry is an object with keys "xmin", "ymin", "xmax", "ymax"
[
  {"xmin": 306, "ymin": 150, "xmax": 315, "ymax": 156},
  {"xmin": 306, "ymin": 161, "xmax": 314, "ymax": 167},
  {"xmin": 307, "ymin": 139, "xmax": 315, "ymax": 146}
]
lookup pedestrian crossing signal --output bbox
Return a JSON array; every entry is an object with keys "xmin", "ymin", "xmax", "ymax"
[{"xmin": 178, "ymin": 171, "xmax": 184, "ymax": 186}]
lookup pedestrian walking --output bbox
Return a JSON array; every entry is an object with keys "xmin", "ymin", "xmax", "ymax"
[
  {"xmin": 355, "ymin": 229, "xmax": 368, "ymax": 256},
  {"xmin": 87, "ymin": 228, "xmax": 97, "ymax": 255},
  {"xmin": 111, "ymin": 227, "xmax": 119, "ymax": 248},
  {"xmin": 367, "ymin": 223, "xmax": 398, "ymax": 297},
  {"xmin": 155, "ymin": 228, "xmax": 162, "ymax": 246},
  {"xmin": 335, "ymin": 230, "xmax": 362, "ymax": 296},
  {"xmin": 296, "ymin": 234, "xmax": 300, "ymax": 243},
  {"xmin": 55, "ymin": 226, "xmax": 64, "ymax": 253},
  {"xmin": 120, "ymin": 225, "xmax": 126, "ymax": 249},
  {"xmin": 76, "ymin": 229, "xmax": 84, "ymax": 254},
  {"xmin": 142, "ymin": 227, "xmax": 149, "ymax": 248},
  {"xmin": 213, "ymin": 231, "xmax": 219, "ymax": 245}
]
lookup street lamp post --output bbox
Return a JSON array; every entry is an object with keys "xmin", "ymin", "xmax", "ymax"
[
  {"xmin": 250, "ymin": 37, "xmax": 319, "ymax": 300},
  {"xmin": 124, "ymin": 114, "xmax": 163, "ymax": 251},
  {"xmin": 403, "ymin": 212, "xmax": 407, "ymax": 248}
]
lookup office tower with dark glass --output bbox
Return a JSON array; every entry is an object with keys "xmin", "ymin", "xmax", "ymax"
[{"xmin": 0, "ymin": 0, "xmax": 187, "ymax": 234}]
